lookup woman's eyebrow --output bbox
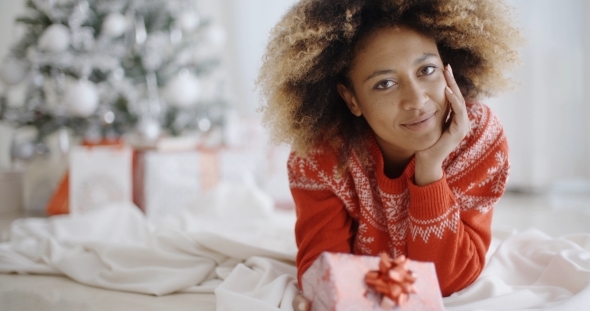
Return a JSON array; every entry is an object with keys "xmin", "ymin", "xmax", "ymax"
[
  {"xmin": 414, "ymin": 53, "xmax": 438, "ymax": 65},
  {"xmin": 365, "ymin": 69, "xmax": 395, "ymax": 82}
]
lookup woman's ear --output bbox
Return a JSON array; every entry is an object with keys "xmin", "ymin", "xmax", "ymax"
[{"xmin": 337, "ymin": 83, "xmax": 362, "ymax": 117}]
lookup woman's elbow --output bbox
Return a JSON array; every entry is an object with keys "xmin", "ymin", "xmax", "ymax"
[{"xmin": 439, "ymin": 253, "xmax": 485, "ymax": 297}]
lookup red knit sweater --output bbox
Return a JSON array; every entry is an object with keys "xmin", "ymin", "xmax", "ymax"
[{"xmin": 288, "ymin": 102, "xmax": 509, "ymax": 297}]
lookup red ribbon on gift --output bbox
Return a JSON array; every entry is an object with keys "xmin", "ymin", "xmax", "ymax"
[{"xmin": 365, "ymin": 253, "xmax": 417, "ymax": 309}]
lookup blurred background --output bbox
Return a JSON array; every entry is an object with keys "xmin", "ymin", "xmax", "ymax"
[{"xmin": 0, "ymin": 0, "xmax": 589, "ymax": 230}]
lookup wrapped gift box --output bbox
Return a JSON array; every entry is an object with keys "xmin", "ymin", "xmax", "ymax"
[
  {"xmin": 46, "ymin": 139, "xmax": 128, "ymax": 215},
  {"xmin": 0, "ymin": 170, "xmax": 24, "ymax": 213},
  {"xmin": 137, "ymin": 146, "xmax": 264, "ymax": 219},
  {"xmin": 302, "ymin": 252, "xmax": 445, "ymax": 311},
  {"xmin": 69, "ymin": 145, "xmax": 133, "ymax": 214},
  {"xmin": 139, "ymin": 150, "xmax": 213, "ymax": 219}
]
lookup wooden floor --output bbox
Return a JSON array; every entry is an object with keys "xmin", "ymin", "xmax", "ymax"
[{"xmin": 493, "ymin": 191, "xmax": 590, "ymax": 237}]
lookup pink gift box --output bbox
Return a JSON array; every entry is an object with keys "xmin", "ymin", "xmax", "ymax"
[{"xmin": 302, "ymin": 252, "xmax": 445, "ymax": 311}]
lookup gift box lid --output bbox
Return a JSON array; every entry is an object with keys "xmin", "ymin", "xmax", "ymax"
[{"xmin": 302, "ymin": 252, "xmax": 445, "ymax": 311}]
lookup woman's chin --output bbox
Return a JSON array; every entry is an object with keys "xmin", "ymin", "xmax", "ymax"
[{"xmin": 413, "ymin": 132, "xmax": 443, "ymax": 152}]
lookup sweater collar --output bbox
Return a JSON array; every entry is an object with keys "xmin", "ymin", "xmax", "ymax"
[{"xmin": 366, "ymin": 131, "xmax": 416, "ymax": 190}]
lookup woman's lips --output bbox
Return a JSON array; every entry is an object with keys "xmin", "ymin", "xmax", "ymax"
[{"xmin": 402, "ymin": 113, "xmax": 436, "ymax": 131}]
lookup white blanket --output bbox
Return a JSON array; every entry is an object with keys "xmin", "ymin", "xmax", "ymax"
[
  {"xmin": 1, "ymin": 185, "xmax": 589, "ymax": 311},
  {"xmin": 446, "ymin": 229, "xmax": 590, "ymax": 311}
]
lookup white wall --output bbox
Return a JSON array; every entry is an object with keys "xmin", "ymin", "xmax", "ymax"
[
  {"xmin": 585, "ymin": 0, "xmax": 590, "ymax": 182},
  {"xmin": 206, "ymin": 0, "xmax": 298, "ymax": 115},
  {"xmin": 489, "ymin": 0, "xmax": 590, "ymax": 192}
]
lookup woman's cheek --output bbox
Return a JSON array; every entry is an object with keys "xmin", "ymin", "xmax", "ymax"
[{"xmin": 431, "ymin": 79, "xmax": 448, "ymax": 108}]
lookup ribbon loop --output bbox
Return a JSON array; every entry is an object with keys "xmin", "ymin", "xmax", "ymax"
[{"xmin": 365, "ymin": 253, "xmax": 417, "ymax": 307}]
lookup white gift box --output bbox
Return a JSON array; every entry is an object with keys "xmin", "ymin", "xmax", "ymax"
[
  {"xmin": 69, "ymin": 146, "xmax": 133, "ymax": 214},
  {"xmin": 138, "ymin": 147, "xmax": 267, "ymax": 219},
  {"xmin": 218, "ymin": 148, "xmax": 263, "ymax": 184},
  {"xmin": 0, "ymin": 170, "xmax": 24, "ymax": 213},
  {"xmin": 142, "ymin": 150, "xmax": 205, "ymax": 219},
  {"xmin": 134, "ymin": 143, "xmax": 294, "ymax": 219}
]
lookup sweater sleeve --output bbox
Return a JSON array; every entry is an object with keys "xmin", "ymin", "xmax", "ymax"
[
  {"xmin": 406, "ymin": 103, "xmax": 509, "ymax": 296},
  {"xmin": 287, "ymin": 151, "xmax": 354, "ymax": 289}
]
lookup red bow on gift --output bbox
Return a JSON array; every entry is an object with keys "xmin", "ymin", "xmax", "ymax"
[{"xmin": 365, "ymin": 253, "xmax": 417, "ymax": 309}]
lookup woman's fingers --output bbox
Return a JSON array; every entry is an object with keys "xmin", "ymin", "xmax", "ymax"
[
  {"xmin": 444, "ymin": 64, "xmax": 463, "ymax": 102},
  {"xmin": 292, "ymin": 293, "xmax": 310, "ymax": 311},
  {"xmin": 444, "ymin": 65, "xmax": 470, "ymax": 139},
  {"xmin": 444, "ymin": 86, "xmax": 466, "ymax": 132}
]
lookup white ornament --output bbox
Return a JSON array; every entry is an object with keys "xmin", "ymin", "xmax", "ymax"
[
  {"xmin": 197, "ymin": 117, "xmax": 211, "ymax": 132},
  {"xmin": 101, "ymin": 110, "xmax": 115, "ymax": 125},
  {"xmin": 64, "ymin": 79, "xmax": 99, "ymax": 117},
  {"xmin": 164, "ymin": 71, "xmax": 200, "ymax": 108},
  {"xmin": 136, "ymin": 118, "xmax": 161, "ymax": 141},
  {"xmin": 58, "ymin": 127, "xmax": 70, "ymax": 155},
  {"xmin": 102, "ymin": 13, "xmax": 128, "ymax": 38},
  {"xmin": 38, "ymin": 24, "xmax": 71, "ymax": 53},
  {"xmin": 0, "ymin": 58, "xmax": 29, "ymax": 85},
  {"xmin": 179, "ymin": 11, "xmax": 200, "ymax": 32},
  {"xmin": 11, "ymin": 142, "xmax": 36, "ymax": 161},
  {"xmin": 205, "ymin": 24, "xmax": 226, "ymax": 49}
]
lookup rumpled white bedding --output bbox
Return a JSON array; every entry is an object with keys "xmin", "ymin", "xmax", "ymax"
[{"xmin": 1, "ymin": 183, "xmax": 589, "ymax": 311}]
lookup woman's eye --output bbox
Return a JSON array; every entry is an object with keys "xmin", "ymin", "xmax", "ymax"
[
  {"xmin": 420, "ymin": 66, "xmax": 437, "ymax": 75},
  {"xmin": 375, "ymin": 80, "xmax": 395, "ymax": 89}
]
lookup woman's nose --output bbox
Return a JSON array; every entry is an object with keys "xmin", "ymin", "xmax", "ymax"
[{"xmin": 400, "ymin": 80, "xmax": 428, "ymax": 110}]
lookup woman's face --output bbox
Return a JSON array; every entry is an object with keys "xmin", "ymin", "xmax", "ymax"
[{"xmin": 338, "ymin": 25, "xmax": 448, "ymax": 164}]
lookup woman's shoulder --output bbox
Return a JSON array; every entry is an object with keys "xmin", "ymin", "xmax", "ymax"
[
  {"xmin": 464, "ymin": 102, "xmax": 506, "ymax": 143},
  {"xmin": 466, "ymin": 101, "xmax": 499, "ymax": 125},
  {"xmin": 444, "ymin": 102, "xmax": 508, "ymax": 179},
  {"xmin": 446, "ymin": 101, "xmax": 507, "ymax": 161},
  {"xmin": 287, "ymin": 143, "xmax": 341, "ymax": 178}
]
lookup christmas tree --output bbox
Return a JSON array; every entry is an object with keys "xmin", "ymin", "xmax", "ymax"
[{"xmin": 0, "ymin": 0, "xmax": 228, "ymax": 161}]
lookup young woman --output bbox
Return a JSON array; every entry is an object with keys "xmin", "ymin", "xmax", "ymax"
[{"xmin": 257, "ymin": 0, "xmax": 523, "ymax": 307}]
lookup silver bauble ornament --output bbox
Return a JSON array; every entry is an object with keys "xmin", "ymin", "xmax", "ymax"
[
  {"xmin": 101, "ymin": 110, "xmax": 115, "ymax": 125},
  {"xmin": 136, "ymin": 118, "xmax": 161, "ymax": 141},
  {"xmin": 38, "ymin": 24, "xmax": 71, "ymax": 53},
  {"xmin": 164, "ymin": 70, "xmax": 200, "ymax": 108},
  {"xmin": 64, "ymin": 79, "xmax": 99, "ymax": 117},
  {"xmin": 205, "ymin": 24, "xmax": 226, "ymax": 49},
  {"xmin": 179, "ymin": 11, "xmax": 200, "ymax": 32},
  {"xmin": 0, "ymin": 58, "xmax": 29, "ymax": 85},
  {"xmin": 58, "ymin": 127, "xmax": 70, "ymax": 155},
  {"xmin": 197, "ymin": 117, "xmax": 211, "ymax": 132},
  {"xmin": 102, "ymin": 13, "xmax": 128, "ymax": 38},
  {"xmin": 35, "ymin": 143, "xmax": 50, "ymax": 156},
  {"xmin": 110, "ymin": 68, "xmax": 125, "ymax": 81},
  {"xmin": 11, "ymin": 142, "xmax": 36, "ymax": 161}
]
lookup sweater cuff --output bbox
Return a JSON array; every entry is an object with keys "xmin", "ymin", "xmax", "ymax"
[{"xmin": 407, "ymin": 174, "xmax": 456, "ymax": 220}]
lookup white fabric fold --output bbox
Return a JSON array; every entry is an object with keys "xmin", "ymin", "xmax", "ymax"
[
  {"xmin": 444, "ymin": 229, "xmax": 590, "ymax": 311},
  {"xmin": 0, "ymin": 181, "xmax": 298, "ymax": 299},
  {"xmin": 1, "ymin": 203, "xmax": 231, "ymax": 296},
  {"xmin": 215, "ymin": 257, "xmax": 299, "ymax": 311}
]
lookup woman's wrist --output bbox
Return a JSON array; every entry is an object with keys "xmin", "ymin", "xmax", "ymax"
[{"xmin": 414, "ymin": 156, "xmax": 444, "ymax": 186}]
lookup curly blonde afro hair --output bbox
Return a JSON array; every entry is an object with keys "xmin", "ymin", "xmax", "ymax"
[{"xmin": 257, "ymin": 0, "xmax": 523, "ymax": 160}]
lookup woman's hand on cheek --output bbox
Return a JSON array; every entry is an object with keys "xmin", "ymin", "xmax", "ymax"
[{"xmin": 414, "ymin": 64, "xmax": 470, "ymax": 186}]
